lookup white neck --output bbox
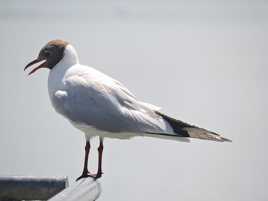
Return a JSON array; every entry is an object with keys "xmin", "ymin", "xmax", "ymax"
[
  {"xmin": 48, "ymin": 44, "xmax": 79, "ymax": 96},
  {"xmin": 57, "ymin": 44, "xmax": 79, "ymax": 69}
]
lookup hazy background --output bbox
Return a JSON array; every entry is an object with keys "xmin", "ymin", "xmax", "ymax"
[{"xmin": 0, "ymin": 0, "xmax": 267, "ymax": 200}]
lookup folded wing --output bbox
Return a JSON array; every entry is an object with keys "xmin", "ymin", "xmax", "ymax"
[{"xmin": 58, "ymin": 67, "xmax": 172, "ymax": 135}]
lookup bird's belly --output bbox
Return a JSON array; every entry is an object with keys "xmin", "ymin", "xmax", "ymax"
[{"xmin": 70, "ymin": 120, "xmax": 138, "ymax": 140}]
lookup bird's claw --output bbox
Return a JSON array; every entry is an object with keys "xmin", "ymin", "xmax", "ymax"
[{"xmin": 76, "ymin": 172, "xmax": 103, "ymax": 181}]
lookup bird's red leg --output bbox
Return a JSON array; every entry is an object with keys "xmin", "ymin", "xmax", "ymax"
[
  {"xmin": 76, "ymin": 140, "xmax": 91, "ymax": 181},
  {"xmin": 94, "ymin": 137, "xmax": 104, "ymax": 179}
]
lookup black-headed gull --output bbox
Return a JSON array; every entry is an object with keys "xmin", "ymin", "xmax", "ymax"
[{"xmin": 24, "ymin": 39, "xmax": 231, "ymax": 180}]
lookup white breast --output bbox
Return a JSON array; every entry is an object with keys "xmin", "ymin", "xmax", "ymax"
[{"xmin": 47, "ymin": 45, "xmax": 80, "ymax": 117}]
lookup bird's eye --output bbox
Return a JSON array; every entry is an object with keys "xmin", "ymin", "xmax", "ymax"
[{"xmin": 44, "ymin": 51, "xmax": 50, "ymax": 57}]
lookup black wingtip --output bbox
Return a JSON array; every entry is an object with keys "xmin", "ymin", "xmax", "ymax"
[
  {"xmin": 157, "ymin": 112, "xmax": 232, "ymax": 142},
  {"xmin": 221, "ymin": 137, "xmax": 232, "ymax": 142}
]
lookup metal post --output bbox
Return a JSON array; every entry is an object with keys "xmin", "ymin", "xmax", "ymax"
[{"xmin": 0, "ymin": 176, "xmax": 68, "ymax": 201}]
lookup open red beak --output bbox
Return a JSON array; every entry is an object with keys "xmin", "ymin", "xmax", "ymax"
[{"xmin": 24, "ymin": 58, "xmax": 48, "ymax": 75}]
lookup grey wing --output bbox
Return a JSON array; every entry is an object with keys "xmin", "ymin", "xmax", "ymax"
[{"xmin": 58, "ymin": 75, "xmax": 173, "ymax": 134}]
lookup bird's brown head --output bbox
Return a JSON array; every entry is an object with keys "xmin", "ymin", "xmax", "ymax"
[{"xmin": 24, "ymin": 39, "xmax": 69, "ymax": 75}]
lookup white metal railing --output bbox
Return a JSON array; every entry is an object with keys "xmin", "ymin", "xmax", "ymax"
[{"xmin": 0, "ymin": 176, "xmax": 101, "ymax": 201}]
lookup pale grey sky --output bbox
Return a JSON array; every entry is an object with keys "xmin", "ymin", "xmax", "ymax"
[{"xmin": 0, "ymin": 1, "xmax": 267, "ymax": 201}]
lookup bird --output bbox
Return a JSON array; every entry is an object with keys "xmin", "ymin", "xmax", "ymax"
[{"xmin": 24, "ymin": 39, "xmax": 231, "ymax": 180}]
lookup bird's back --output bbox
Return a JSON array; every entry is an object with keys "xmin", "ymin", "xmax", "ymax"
[{"xmin": 48, "ymin": 64, "xmax": 174, "ymax": 138}]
